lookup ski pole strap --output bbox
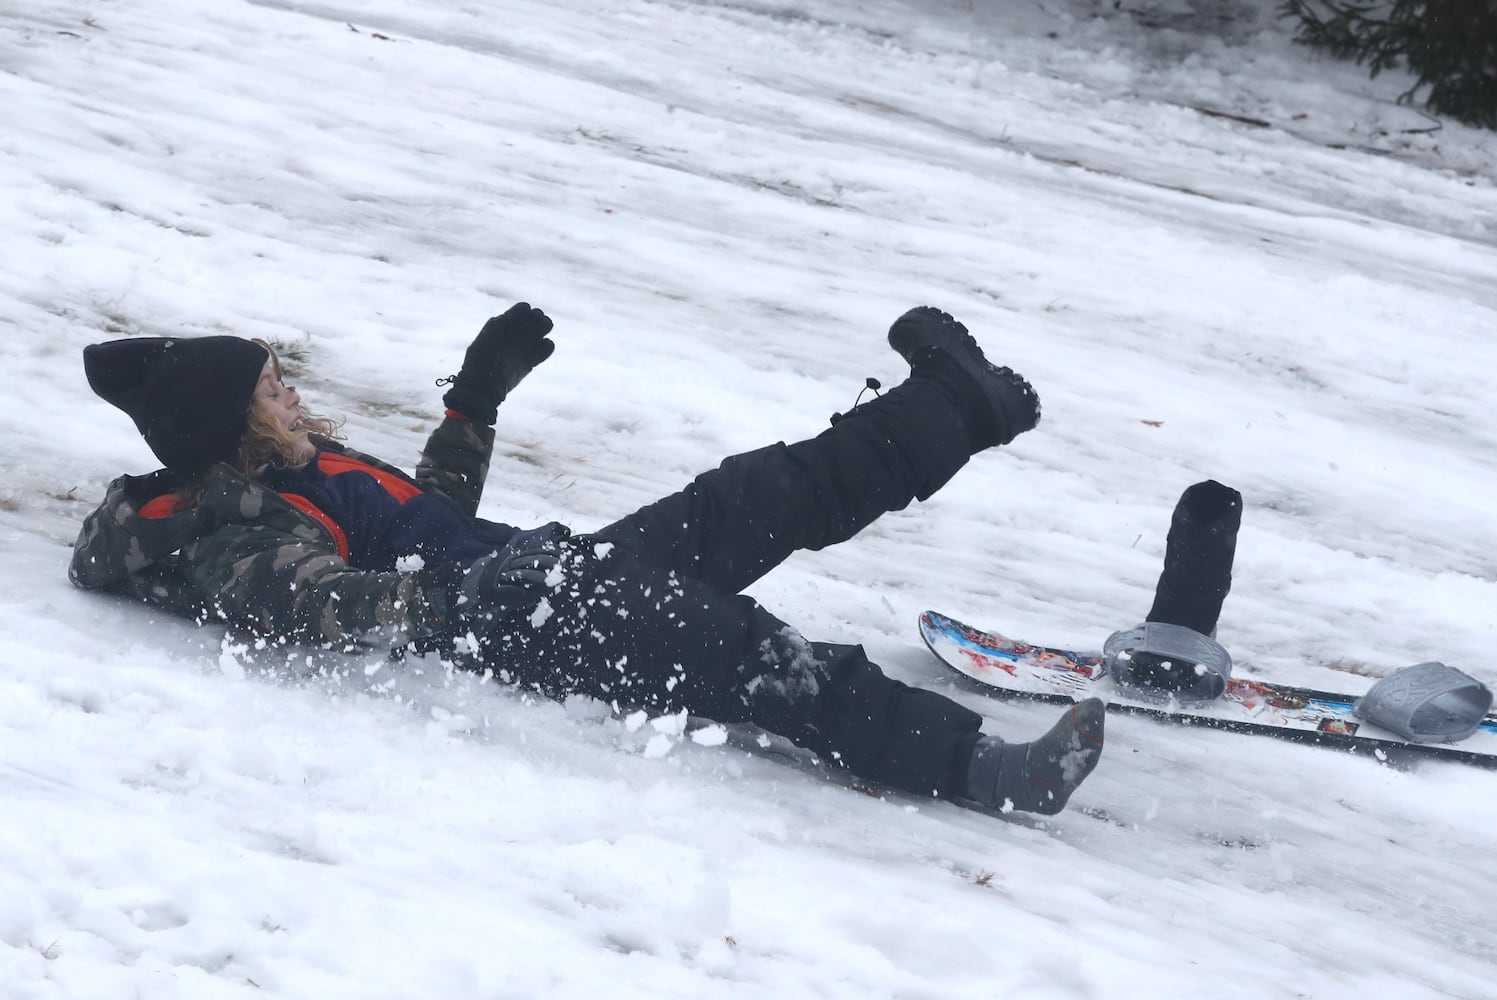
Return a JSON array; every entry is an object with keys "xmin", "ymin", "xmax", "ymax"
[
  {"xmin": 1353, "ymin": 662, "xmax": 1492, "ymax": 744},
  {"xmin": 1104, "ymin": 622, "xmax": 1233, "ymax": 705}
]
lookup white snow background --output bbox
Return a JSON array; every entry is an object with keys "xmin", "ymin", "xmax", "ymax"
[{"xmin": 3, "ymin": 0, "xmax": 1496, "ymax": 997}]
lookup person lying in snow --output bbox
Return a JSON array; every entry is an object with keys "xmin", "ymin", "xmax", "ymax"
[{"xmin": 70, "ymin": 304, "xmax": 1105, "ymax": 815}]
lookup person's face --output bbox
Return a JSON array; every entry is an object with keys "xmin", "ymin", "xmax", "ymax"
[
  {"xmin": 254, "ymin": 358, "xmax": 303, "ymax": 435},
  {"xmin": 253, "ymin": 357, "xmax": 317, "ymax": 466}
]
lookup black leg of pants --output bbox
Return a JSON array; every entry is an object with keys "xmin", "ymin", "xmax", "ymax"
[
  {"xmin": 476, "ymin": 376, "xmax": 986, "ymax": 798},
  {"xmin": 477, "ymin": 538, "xmax": 982, "ymax": 797},
  {"xmin": 593, "ymin": 377, "xmax": 974, "ymax": 593}
]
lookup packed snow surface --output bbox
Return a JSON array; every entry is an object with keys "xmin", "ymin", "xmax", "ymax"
[{"xmin": 3, "ymin": 0, "xmax": 1495, "ymax": 997}]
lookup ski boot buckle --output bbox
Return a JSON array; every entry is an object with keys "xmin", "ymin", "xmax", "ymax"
[
  {"xmin": 1104, "ymin": 622, "xmax": 1233, "ymax": 705},
  {"xmin": 1354, "ymin": 661, "xmax": 1492, "ymax": 743}
]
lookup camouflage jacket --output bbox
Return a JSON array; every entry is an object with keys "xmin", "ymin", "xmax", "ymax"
[{"xmin": 69, "ymin": 416, "xmax": 495, "ymax": 647}]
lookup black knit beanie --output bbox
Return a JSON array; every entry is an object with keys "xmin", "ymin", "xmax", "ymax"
[{"xmin": 83, "ymin": 335, "xmax": 270, "ymax": 474}]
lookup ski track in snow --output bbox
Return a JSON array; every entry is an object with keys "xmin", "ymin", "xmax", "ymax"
[{"xmin": 3, "ymin": 0, "xmax": 1496, "ymax": 997}]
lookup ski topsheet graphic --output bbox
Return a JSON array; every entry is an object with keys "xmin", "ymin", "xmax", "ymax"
[{"xmin": 919, "ymin": 610, "xmax": 1497, "ymax": 769}]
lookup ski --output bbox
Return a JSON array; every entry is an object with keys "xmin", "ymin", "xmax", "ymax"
[{"xmin": 919, "ymin": 610, "xmax": 1497, "ymax": 769}]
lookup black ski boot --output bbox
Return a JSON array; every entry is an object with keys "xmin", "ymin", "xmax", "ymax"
[
  {"xmin": 1146, "ymin": 480, "xmax": 1242, "ymax": 635},
  {"xmin": 961, "ymin": 699, "xmax": 1106, "ymax": 815},
  {"xmin": 1105, "ymin": 480, "xmax": 1242, "ymax": 702},
  {"xmin": 888, "ymin": 306, "xmax": 1041, "ymax": 449}
]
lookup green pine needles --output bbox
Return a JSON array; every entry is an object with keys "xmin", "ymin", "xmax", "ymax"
[{"xmin": 1279, "ymin": 0, "xmax": 1497, "ymax": 128}]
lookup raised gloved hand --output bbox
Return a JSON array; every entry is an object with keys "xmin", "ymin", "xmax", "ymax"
[
  {"xmin": 440, "ymin": 302, "xmax": 555, "ymax": 424},
  {"xmin": 419, "ymin": 523, "xmax": 569, "ymax": 628}
]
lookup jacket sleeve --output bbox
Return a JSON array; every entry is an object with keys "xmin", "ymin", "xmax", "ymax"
[
  {"xmin": 413, "ymin": 416, "xmax": 496, "ymax": 518},
  {"xmin": 183, "ymin": 519, "xmax": 452, "ymax": 646}
]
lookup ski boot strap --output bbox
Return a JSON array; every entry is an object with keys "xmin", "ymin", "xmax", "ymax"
[
  {"xmin": 1104, "ymin": 622, "xmax": 1233, "ymax": 704},
  {"xmin": 1353, "ymin": 661, "xmax": 1492, "ymax": 744}
]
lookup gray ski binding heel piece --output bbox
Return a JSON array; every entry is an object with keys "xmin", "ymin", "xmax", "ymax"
[
  {"xmin": 1354, "ymin": 662, "xmax": 1493, "ymax": 743},
  {"xmin": 1104, "ymin": 622, "xmax": 1233, "ymax": 705}
]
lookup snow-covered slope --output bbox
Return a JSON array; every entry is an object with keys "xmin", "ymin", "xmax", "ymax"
[{"xmin": 3, "ymin": 1, "xmax": 1495, "ymax": 997}]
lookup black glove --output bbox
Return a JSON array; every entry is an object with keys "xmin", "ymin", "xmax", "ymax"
[
  {"xmin": 420, "ymin": 523, "xmax": 569, "ymax": 628},
  {"xmin": 440, "ymin": 303, "xmax": 555, "ymax": 424}
]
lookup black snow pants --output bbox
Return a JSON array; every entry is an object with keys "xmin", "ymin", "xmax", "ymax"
[{"xmin": 473, "ymin": 377, "xmax": 986, "ymax": 798}]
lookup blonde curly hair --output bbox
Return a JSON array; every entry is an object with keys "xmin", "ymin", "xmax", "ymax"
[{"xmin": 231, "ymin": 339, "xmax": 343, "ymax": 476}]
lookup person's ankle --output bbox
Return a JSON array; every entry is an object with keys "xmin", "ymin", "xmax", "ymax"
[{"xmin": 961, "ymin": 699, "xmax": 1105, "ymax": 814}]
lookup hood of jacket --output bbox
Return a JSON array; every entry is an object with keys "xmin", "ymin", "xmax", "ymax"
[
  {"xmin": 70, "ymin": 462, "xmax": 338, "ymax": 593},
  {"xmin": 72, "ymin": 469, "xmax": 209, "ymax": 590}
]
